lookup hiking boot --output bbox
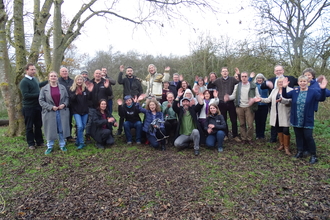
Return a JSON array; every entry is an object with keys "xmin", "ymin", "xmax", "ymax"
[
  {"xmin": 233, "ymin": 136, "xmax": 241, "ymax": 142},
  {"xmin": 309, "ymin": 155, "xmax": 318, "ymax": 164},
  {"xmin": 96, "ymin": 143, "xmax": 105, "ymax": 149},
  {"xmin": 45, "ymin": 148, "xmax": 53, "ymax": 155},
  {"xmin": 60, "ymin": 146, "xmax": 68, "ymax": 152},
  {"xmin": 127, "ymin": 142, "xmax": 132, "ymax": 145},
  {"xmin": 294, "ymin": 151, "xmax": 303, "ymax": 158},
  {"xmin": 194, "ymin": 150, "xmax": 200, "ymax": 156},
  {"xmin": 161, "ymin": 145, "xmax": 166, "ymax": 151},
  {"xmin": 136, "ymin": 142, "xmax": 141, "ymax": 145},
  {"xmin": 29, "ymin": 146, "xmax": 36, "ymax": 150},
  {"xmin": 218, "ymin": 147, "xmax": 223, "ymax": 152},
  {"xmin": 116, "ymin": 130, "xmax": 122, "ymax": 136}
]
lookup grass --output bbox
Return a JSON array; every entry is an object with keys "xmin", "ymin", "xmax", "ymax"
[{"xmin": 0, "ymin": 108, "xmax": 330, "ymax": 218}]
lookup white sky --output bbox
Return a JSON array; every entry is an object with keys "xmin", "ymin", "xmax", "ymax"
[{"xmin": 62, "ymin": 0, "xmax": 255, "ymax": 57}]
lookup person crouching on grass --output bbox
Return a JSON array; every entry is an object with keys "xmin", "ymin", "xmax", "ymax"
[
  {"xmin": 282, "ymin": 75, "xmax": 328, "ymax": 164},
  {"xmin": 136, "ymin": 94, "xmax": 167, "ymax": 151},
  {"xmin": 204, "ymin": 104, "xmax": 226, "ymax": 152},
  {"xmin": 89, "ymin": 99, "xmax": 117, "ymax": 149}
]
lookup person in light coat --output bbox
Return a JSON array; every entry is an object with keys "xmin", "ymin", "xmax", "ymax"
[
  {"xmin": 254, "ymin": 77, "xmax": 293, "ymax": 155},
  {"xmin": 39, "ymin": 71, "xmax": 70, "ymax": 154}
]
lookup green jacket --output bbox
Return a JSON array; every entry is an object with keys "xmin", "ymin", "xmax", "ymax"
[{"xmin": 235, "ymin": 82, "xmax": 258, "ymax": 112}]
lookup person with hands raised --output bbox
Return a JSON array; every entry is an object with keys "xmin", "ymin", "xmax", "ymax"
[
  {"xmin": 117, "ymin": 95, "xmax": 143, "ymax": 145},
  {"xmin": 282, "ymin": 75, "xmax": 328, "ymax": 164}
]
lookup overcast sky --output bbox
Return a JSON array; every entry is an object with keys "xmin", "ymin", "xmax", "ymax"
[{"xmin": 62, "ymin": 0, "xmax": 255, "ymax": 57}]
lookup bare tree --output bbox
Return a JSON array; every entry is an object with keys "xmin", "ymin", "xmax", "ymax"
[
  {"xmin": 252, "ymin": 0, "xmax": 330, "ymax": 76},
  {"xmin": 0, "ymin": 0, "xmax": 218, "ymax": 136}
]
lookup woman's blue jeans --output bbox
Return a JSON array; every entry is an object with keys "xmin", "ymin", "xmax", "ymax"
[
  {"xmin": 206, "ymin": 130, "xmax": 225, "ymax": 149},
  {"xmin": 74, "ymin": 113, "xmax": 88, "ymax": 145}
]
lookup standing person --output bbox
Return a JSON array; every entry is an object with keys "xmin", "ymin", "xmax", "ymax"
[
  {"xmin": 197, "ymin": 90, "xmax": 219, "ymax": 131},
  {"xmin": 81, "ymin": 70, "xmax": 90, "ymax": 82},
  {"xmin": 224, "ymin": 71, "xmax": 260, "ymax": 145},
  {"xmin": 39, "ymin": 71, "xmax": 70, "ymax": 154},
  {"xmin": 19, "ymin": 63, "xmax": 48, "ymax": 149},
  {"xmin": 261, "ymin": 65, "xmax": 298, "ymax": 143},
  {"xmin": 168, "ymin": 73, "xmax": 180, "ymax": 97},
  {"xmin": 160, "ymin": 81, "xmax": 170, "ymax": 104},
  {"xmin": 89, "ymin": 99, "xmax": 117, "ymax": 149},
  {"xmin": 162, "ymin": 92, "xmax": 178, "ymax": 146},
  {"xmin": 117, "ymin": 95, "xmax": 142, "ymax": 145},
  {"xmin": 206, "ymin": 72, "xmax": 218, "ymax": 99},
  {"xmin": 141, "ymin": 64, "xmax": 170, "ymax": 100},
  {"xmin": 101, "ymin": 67, "xmax": 116, "ymax": 114},
  {"xmin": 58, "ymin": 67, "xmax": 75, "ymax": 142},
  {"xmin": 282, "ymin": 76, "xmax": 328, "ymax": 164},
  {"xmin": 213, "ymin": 67, "xmax": 240, "ymax": 142},
  {"xmin": 254, "ymin": 77, "xmax": 293, "ymax": 155},
  {"xmin": 193, "ymin": 76, "xmax": 208, "ymax": 94},
  {"xmin": 253, "ymin": 73, "xmax": 269, "ymax": 139},
  {"xmin": 117, "ymin": 65, "xmax": 143, "ymax": 135},
  {"xmin": 69, "ymin": 75, "xmax": 90, "ymax": 150},
  {"xmin": 172, "ymin": 88, "xmax": 204, "ymax": 156},
  {"xmin": 137, "ymin": 95, "xmax": 167, "ymax": 151},
  {"xmin": 204, "ymin": 104, "xmax": 226, "ymax": 152}
]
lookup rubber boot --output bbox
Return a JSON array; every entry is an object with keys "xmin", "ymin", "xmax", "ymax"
[
  {"xmin": 283, "ymin": 134, "xmax": 291, "ymax": 155},
  {"xmin": 277, "ymin": 132, "xmax": 284, "ymax": 151}
]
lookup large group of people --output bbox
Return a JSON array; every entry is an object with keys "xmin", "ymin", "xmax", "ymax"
[{"xmin": 19, "ymin": 63, "xmax": 328, "ymax": 164}]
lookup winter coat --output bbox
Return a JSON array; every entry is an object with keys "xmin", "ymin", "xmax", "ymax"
[
  {"xmin": 117, "ymin": 72, "xmax": 143, "ymax": 97},
  {"xmin": 142, "ymin": 71, "xmax": 170, "ymax": 97},
  {"xmin": 204, "ymin": 114, "xmax": 226, "ymax": 135},
  {"xmin": 89, "ymin": 108, "xmax": 116, "ymax": 143},
  {"xmin": 39, "ymin": 84, "xmax": 70, "ymax": 140},
  {"xmin": 90, "ymin": 78, "xmax": 113, "ymax": 108},
  {"xmin": 282, "ymin": 87, "xmax": 326, "ymax": 128},
  {"xmin": 69, "ymin": 88, "xmax": 90, "ymax": 115},
  {"xmin": 138, "ymin": 104, "xmax": 164, "ymax": 133},
  {"xmin": 118, "ymin": 103, "xmax": 141, "ymax": 123},
  {"xmin": 260, "ymin": 87, "xmax": 292, "ymax": 127},
  {"xmin": 172, "ymin": 99, "xmax": 205, "ymax": 143}
]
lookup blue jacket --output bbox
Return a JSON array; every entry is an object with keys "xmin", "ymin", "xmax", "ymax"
[
  {"xmin": 309, "ymin": 79, "xmax": 330, "ymax": 112},
  {"xmin": 282, "ymin": 87, "xmax": 326, "ymax": 128},
  {"xmin": 138, "ymin": 104, "xmax": 164, "ymax": 133}
]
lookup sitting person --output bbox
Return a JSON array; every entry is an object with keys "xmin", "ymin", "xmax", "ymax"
[
  {"xmin": 172, "ymin": 88, "xmax": 204, "ymax": 156},
  {"xmin": 205, "ymin": 104, "xmax": 226, "ymax": 152},
  {"xmin": 136, "ymin": 95, "xmax": 167, "ymax": 151},
  {"xmin": 162, "ymin": 92, "xmax": 178, "ymax": 146},
  {"xmin": 117, "ymin": 95, "xmax": 142, "ymax": 145},
  {"xmin": 198, "ymin": 89, "xmax": 219, "ymax": 131},
  {"xmin": 182, "ymin": 88, "xmax": 197, "ymax": 106},
  {"xmin": 90, "ymin": 99, "xmax": 117, "ymax": 149}
]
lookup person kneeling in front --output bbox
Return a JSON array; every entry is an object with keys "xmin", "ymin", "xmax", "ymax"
[{"xmin": 172, "ymin": 88, "xmax": 204, "ymax": 156}]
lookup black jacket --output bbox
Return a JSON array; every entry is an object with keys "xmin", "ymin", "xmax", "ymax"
[
  {"xmin": 89, "ymin": 108, "xmax": 115, "ymax": 143},
  {"xmin": 90, "ymin": 78, "xmax": 113, "ymax": 108},
  {"xmin": 118, "ymin": 103, "xmax": 141, "ymax": 123},
  {"xmin": 172, "ymin": 99, "xmax": 205, "ymax": 143},
  {"xmin": 204, "ymin": 114, "xmax": 226, "ymax": 135},
  {"xmin": 69, "ymin": 88, "xmax": 90, "ymax": 115},
  {"xmin": 117, "ymin": 72, "xmax": 143, "ymax": 97}
]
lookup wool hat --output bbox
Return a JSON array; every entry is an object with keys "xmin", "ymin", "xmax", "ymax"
[{"xmin": 124, "ymin": 95, "xmax": 133, "ymax": 101}]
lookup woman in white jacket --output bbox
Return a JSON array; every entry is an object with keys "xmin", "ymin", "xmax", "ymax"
[{"xmin": 254, "ymin": 77, "xmax": 293, "ymax": 155}]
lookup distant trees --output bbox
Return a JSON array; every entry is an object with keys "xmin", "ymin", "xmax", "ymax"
[{"xmin": 252, "ymin": 0, "xmax": 330, "ymax": 76}]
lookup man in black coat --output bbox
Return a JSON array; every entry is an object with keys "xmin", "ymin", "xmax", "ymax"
[{"xmin": 116, "ymin": 65, "xmax": 143, "ymax": 135}]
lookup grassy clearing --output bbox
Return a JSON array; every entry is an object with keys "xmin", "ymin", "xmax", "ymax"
[{"xmin": 0, "ymin": 117, "xmax": 329, "ymax": 219}]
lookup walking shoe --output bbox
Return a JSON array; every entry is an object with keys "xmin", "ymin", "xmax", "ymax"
[
  {"xmin": 233, "ymin": 136, "xmax": 241, "ymax": 142},
  {"xmin": 96, "ymin": 143, "xmax": 105, "ymax": 149},
  {"xmin": 77, "ymin": 144, "xmax": 85, "ymax": 150},
  {"xmin": 29, "ymin": 146, "xmax": 36, "ymax": 150},
  {"xmin": 194, "ymin": 150, "xmax": 200, "ymax": 156},
  {"xmin": 116, "ymin": 130, "xmax": 122, "ymax": 136},
  {"xmin": 37, "ymin": 143, "xmax": 45, "ymax": 147},
  {"xmin": 127, "ymin": 142, "xmax": 132, "ymax": 145},
  {"xmin": 293, "ymin": 151, "xmax": 303, "ymax": 158},
  {"xmin": 218, "ymin": 147, "xmax": 223, "ymax": 152},
  {"xmin": 60, "ymin": 146, "xmax": 68, "ymax": 152},
  {"xmin": 309, "ymin": 155, "xmax": 318, "ymax": 164},
  {"xmin": 136, "ymin": 142, "xmax": 141, "ymax": 145},
  {"xmin": 45, "ymin": 148, "xmax": 53, "ymax": 155},
  {"xmin": 161, "ymin": 145, "xmax": 166, "ymax": 151}
]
